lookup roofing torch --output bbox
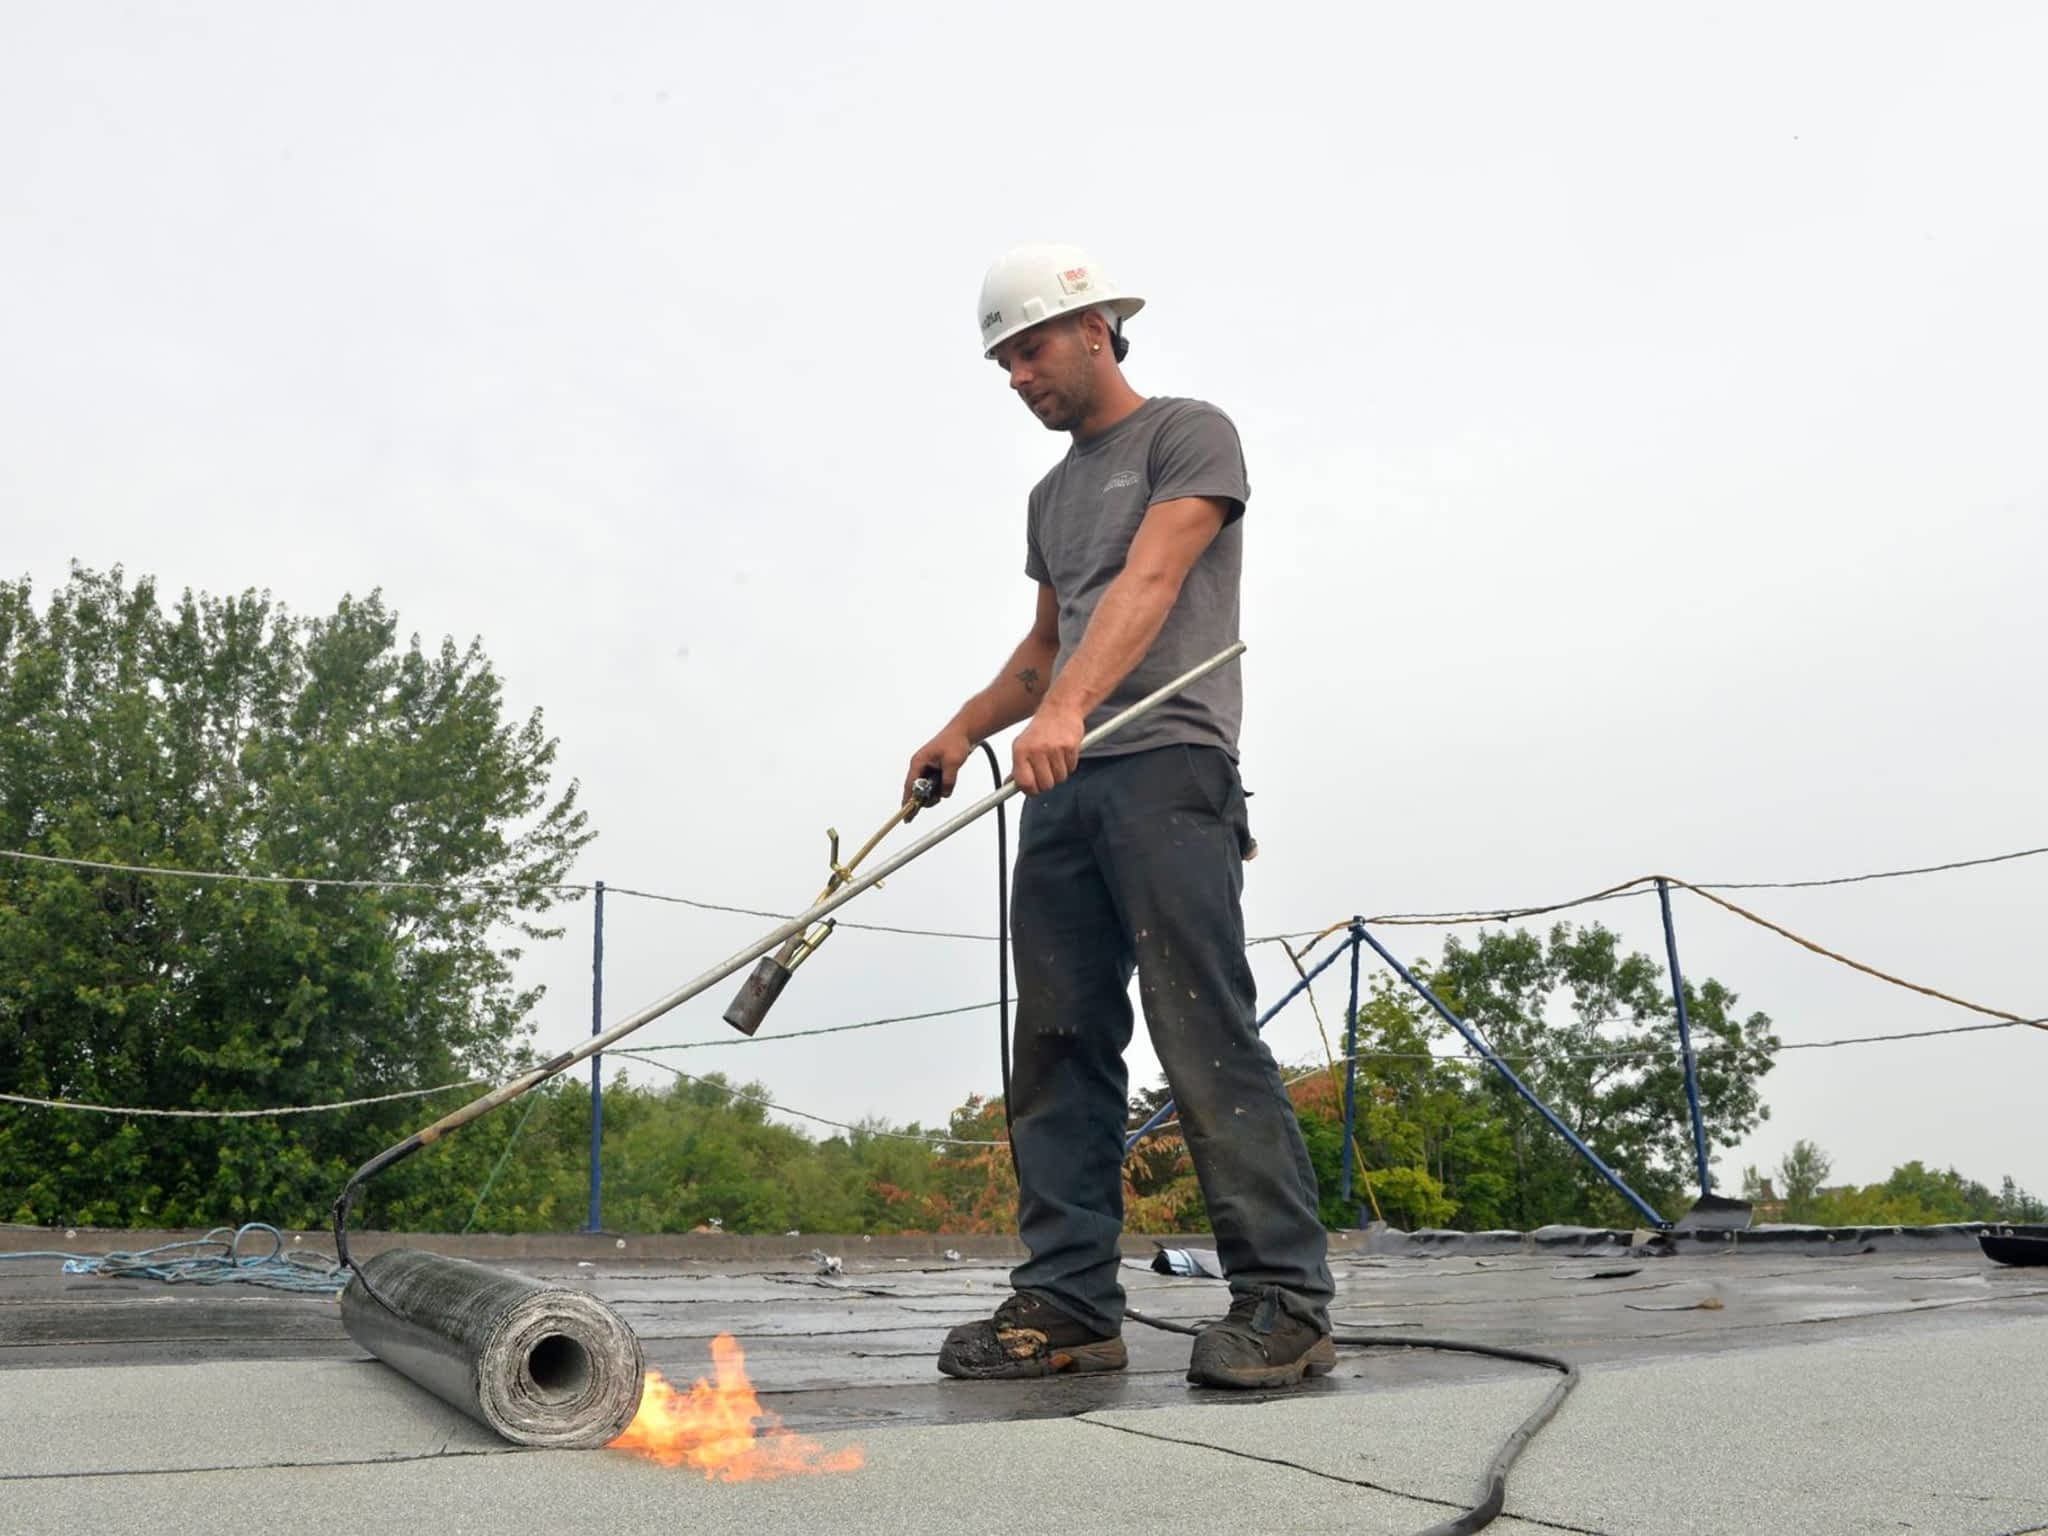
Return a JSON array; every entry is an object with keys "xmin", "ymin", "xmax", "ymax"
[
  {"xmin": 333, "ymin": 643, "xmax": 1244, "ymax": 1301},
  {"xmin": 720, "ymin": 634, "xmax": 1239, "ymax": 1035},
  {"xmin": 721, "ymin": 773, "xmax": 944, "ymax": 1035}
]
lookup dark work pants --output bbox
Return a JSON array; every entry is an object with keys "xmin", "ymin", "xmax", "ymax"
[{"xmin": 1006, "ymin": 744, "xmax": 1334, "ymax": 1335}]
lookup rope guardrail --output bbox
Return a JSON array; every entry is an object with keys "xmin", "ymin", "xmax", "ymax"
[
  {"xmin": 0, "ymin": 848, "xmax": 993, "ymax": 942},
  {"xmin": 1692, "ymin": 844, "xmax": 2048, "ymax": 893},
  {"xmin": 9, "ymin": 1005, "xmax": 2031, "ymax": 1138},
  {"xmin": 612, "ymin": 1051, "xmax": 1007, "ymax": 1148},
  {"xmin": 4, "ymin": 841, "xmax": 2041, "ymax": 1163},
  {"xmin": 7, "ymin": 840, "xmax": 2043, "ymax": 948},
  {"xmin": 1258, "ymin": 846, "xmax": 2048, "ymax": 949},
  {"xmin": 598, "ymin": 883, "xmax": 996, "ymax": 942},
  {"xmin": 0, "ymin": 1081, "xmax": 484, "ymax": 1118},
  {"xmin": 617, "ymin": 1000, "xmax": 998, "ymax": 1051},
  {"xmin": 0, "ymin": 847, "xmax": 554, "ymax": 897},
  {"xmin": 1667, "ymin": 878, "xmax": 2041, "ymax": 1028},
  {"xmin": 1317, "ymin": 1015, "xmax": 2046, "ymax": 1071},
  {"xmin": 1280, "ymin": 877, "xmax": 2042, "ymax": 1033},
  {"xmin": 1121, "ymin": 1015, "xmax": 2047, "ymax": 1143}
]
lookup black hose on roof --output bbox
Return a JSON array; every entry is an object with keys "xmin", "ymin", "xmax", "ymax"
[{"xmin": 979, "ymin": 748, "xmax": 1580, "ymax": 1535}]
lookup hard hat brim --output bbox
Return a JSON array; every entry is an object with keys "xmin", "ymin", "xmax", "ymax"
[{"xmin": 982, "ymin": 295, "xmax": 1145, "ymax": 359}]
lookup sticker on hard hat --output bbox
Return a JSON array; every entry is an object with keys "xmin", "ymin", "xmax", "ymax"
[{"xmin": 1056, "ymin": 267, "xmax": 1092, "ymax": 296}]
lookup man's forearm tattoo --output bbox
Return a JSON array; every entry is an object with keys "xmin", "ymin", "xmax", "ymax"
[{"xmin": 1016, "ymin": 667, "xmax": 1041, "ymax": 695}]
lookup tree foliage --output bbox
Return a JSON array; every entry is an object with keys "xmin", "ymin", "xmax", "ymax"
[
  {"xmin": 0, "ymin": 566, "xmax": 591, "ymax": 1226},
  {"xmin": 1776, "ymin": 1139, "xmax": 1833, "ymax": 1219},
  {"xmin": 408, "ymin": 1073, "xmax": 1022, "ymax": 1237},
  {"xmin": 1420, "ymin": 924, "xmax": 1781, "ymax": 1227},
  {"xmin": 1779, "ymin": 1146, "xmax": 2047, "ymax": 1228}
]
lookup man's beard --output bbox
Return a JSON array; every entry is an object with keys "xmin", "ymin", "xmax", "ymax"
[{"xmin": 1036, "ymin": 384, "xmax": 1089, "ymax": 432}]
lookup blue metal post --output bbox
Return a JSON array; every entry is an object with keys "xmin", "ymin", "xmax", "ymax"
[
  {"xmin": 1124, "ymin": 938, "xmax": 1353, "ymax": 1154},
  {"xmin": 1355, "ymin": 924, "xmax": 1670, "ymax": 1229},
  {"xmin": 587, "ymin": 879, "xmax": 605, "ymax": 1233},
  {"xmin": 1340, "ymin": 922, "xmax": 1363, "ymax": 1214},
  {"xmin": 1657, "ymin": 878, "xmax": 1713, "ymax": 1198}
]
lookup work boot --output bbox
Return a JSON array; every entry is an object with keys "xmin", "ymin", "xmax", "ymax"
[
  {"xmin": 1186, "ymin": 1290, "xmax": 1336, "ymax": 1389},
  {"xmin": 936, "ymin": 1290, "xmax": 1128, "ymax": 1379}
]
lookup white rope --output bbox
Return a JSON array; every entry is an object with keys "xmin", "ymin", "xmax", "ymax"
[
  {"xmin": 1127, "ymin": 1017, "xmax": 2043, "ymax": 1141},
  {"xmin": 0, "ymin": 847, "xmax": 548, "ymax": 895},
  {"xmin": 612, "ymin": 1051, "xmax": 1007, "ymax": 1147},
  {"xmin": 0, "ymin": 1080, "xmax": 483, "ymax": 1118},
  {"xmin": 1284, "ymin": 1014, "xmax": 2045, "ymax": 1074},
  {"xmin": 8, "ymin": 1015, "xmax": 2029, "ymax": 1133},
  {"xmin": 8, "ymin": 841, "xmax": 2043, "ymax": 947}
]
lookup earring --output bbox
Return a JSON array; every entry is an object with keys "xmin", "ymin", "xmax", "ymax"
[{"xmin": 1091, "ymin": 344, "xmax": 1100, "ymax": 353}]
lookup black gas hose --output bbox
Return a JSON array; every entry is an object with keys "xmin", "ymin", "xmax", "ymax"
[{"xmin": 978, "ymin": 743, "xmax": 1578, "ymax": 1535}]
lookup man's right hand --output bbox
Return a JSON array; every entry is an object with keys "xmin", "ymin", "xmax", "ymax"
[{"xmin": 902, "ymin": 723, "xmax": 977, "ymax": 815}]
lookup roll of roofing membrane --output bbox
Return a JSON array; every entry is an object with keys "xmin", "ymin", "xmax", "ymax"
[{"xmin": 340, "ymin": 1248, "xmax": 644, "ymax": 1448}]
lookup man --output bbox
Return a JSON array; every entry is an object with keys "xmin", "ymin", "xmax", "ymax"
[{"xmin": 903, "ymin": 243, "xmax": 1336, "ymax": 1390}]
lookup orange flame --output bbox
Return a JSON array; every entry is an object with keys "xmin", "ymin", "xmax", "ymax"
[{"xmin": 608, "ymin": 1333, "xmax": 864, "ymax": 1481}]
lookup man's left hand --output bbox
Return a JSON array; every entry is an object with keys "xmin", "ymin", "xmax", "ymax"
[{"xmin": 1012, "ymin": 706, "xmax": 1085, "ymax": 795}]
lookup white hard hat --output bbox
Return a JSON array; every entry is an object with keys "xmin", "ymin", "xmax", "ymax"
[{"xmin": 976, "ymin": 243, "xmax": 1145, "ymax": 358}]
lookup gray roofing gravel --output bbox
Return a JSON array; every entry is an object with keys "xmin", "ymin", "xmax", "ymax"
[
  {"xmin": 7, "ymin": 1320, "xmax": 2046, "ymax": 1535},
  {"xmin": 0, "ymin": 1357, "xmax": 499, "ymax": 1478},
  {"xmin": 1087, "ymin": 1315, "xmax": 2048, "ymax": 1535},
  {"xmin": 0, "ymin": 1397, "xmax": 1568, "ymax": 1536}
]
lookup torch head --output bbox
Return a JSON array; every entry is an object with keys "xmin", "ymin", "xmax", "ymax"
[{"xmin": 721, "ymin": 954, "xmax": 794, "ymax": 1036}]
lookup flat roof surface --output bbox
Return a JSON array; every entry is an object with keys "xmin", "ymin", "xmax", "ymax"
[{"xmin": 5, "ymin": 1229, "xmax": 2048, "ymax": 1535}]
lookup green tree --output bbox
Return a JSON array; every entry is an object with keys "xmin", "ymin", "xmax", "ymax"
[
  {"xmin": 1777, "ymin": 1139, "xmax": 1832, "ymax": 1221},
  {"xmin": 1801, "ymin": 1160, "xmax": 2043, "ymax": 1228},
  {"xmin": 1875, "ymin": 1162, "xmax": 1991, "ymax": 1223},
  {"xmin": 0, "ymin": 566, "xmax": 591, "ymax": 1227},
  {"xmin": 1998, "ymin": 1176, "xmax": 2048, "ymax": 1224},
  {"xmin": 1429, "ymin": 924, "xmax": 1780, "ymax": 1228},
  {"xmin": 1322, "ymin": 976, "xmax": 1506, "ymax": 1230}
]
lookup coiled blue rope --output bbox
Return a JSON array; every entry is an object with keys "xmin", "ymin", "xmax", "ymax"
[{"xmin": 0, "ymin": 1222, "xmax": 348, "ymax": 1294}]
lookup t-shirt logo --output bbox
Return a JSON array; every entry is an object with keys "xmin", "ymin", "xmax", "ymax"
[{"xmin": 1103, "ymin": 469, "xmax": 1142, "ymax": 493}]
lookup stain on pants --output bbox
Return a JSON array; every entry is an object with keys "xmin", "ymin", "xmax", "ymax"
[{"xmin": 1006, "ymin": 744, "xmax": 1334, "ymax": 1336}]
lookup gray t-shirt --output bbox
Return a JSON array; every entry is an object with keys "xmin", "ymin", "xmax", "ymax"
[{"xmin": 1024, "ymin": 396, "xmax": 1248, "ymax": 759}]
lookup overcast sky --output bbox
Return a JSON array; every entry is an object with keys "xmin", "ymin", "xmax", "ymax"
[{"xmin": 4, "ymin": 4, "xmax": 2044, "ymax": 1206}]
